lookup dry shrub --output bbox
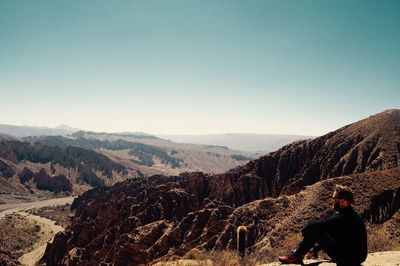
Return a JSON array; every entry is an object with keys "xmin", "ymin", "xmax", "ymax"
[
  {"xmin": 200, "ymin": 235, "xmax": 303, "ymax": 266},
  {"xmin": 250, "ymin": 233, "xmax": 303, "ymax": 263},
  {"xmin": 183, "ymin": 248, "xmax": 210, "ymax": 261},
  {"xmin": 154, "ymin": 260, "xmax": 212, "ymax": 266},
  {"xmin": 242, "ymin": 248, "xmax": 275, "ymax": 265},
  {"xmin": 210, "ymin": 250, "xmax": 241, "ymax": 266},
  {"xmin": 177, "ymin": 249, "xmax": 258, "ymax": 266},
  {"xmin": 367, "ymin": 224, "xmax": 398, "ymax": 252},
  {"xmin": 155, "ymin": 251, "xmax": 213, "ymax": 266},
  {"xmin": 171, "ymin": 249, "xmax": 240, "ymax": 266}
]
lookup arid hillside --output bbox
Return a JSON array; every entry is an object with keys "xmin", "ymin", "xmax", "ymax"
[{"xmin": 40, "ymin": 109, "xmax": 400, "ymax": 265}]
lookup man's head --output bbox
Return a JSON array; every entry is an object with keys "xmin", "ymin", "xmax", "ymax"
[{"xmin": 332, "ymin": 185, "xmax": 354, "ymax": 211}]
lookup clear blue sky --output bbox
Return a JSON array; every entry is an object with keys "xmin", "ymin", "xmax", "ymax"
[{"xmin": 1, "ymin": 0, "xmax": 399, "ymax": 135}]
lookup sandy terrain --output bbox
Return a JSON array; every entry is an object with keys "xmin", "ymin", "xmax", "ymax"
[{"xmin": 0, "ymin": 197, "xmax": 75, "ymax": 266}]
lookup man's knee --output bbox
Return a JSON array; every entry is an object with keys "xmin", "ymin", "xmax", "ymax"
[{"xmin": 301, "ymin": 220, "xmax": 321, "ymax": 236}]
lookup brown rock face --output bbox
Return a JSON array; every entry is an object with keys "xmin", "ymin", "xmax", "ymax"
[{"xmin": 41, "ymin": 109, "xmax": 400, "ymax": 265}]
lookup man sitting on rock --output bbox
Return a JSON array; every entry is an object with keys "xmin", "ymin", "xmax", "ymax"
[{"xmin": 279, "ymin": 185, "xmax": 367, "ymax": 265}]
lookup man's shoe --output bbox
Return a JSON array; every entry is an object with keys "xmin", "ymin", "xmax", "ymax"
[
  {"xmin": 278, "ymin": 254, "xmax": 303, "ymax": 264},
  {"xmin": 304, "ymin": 248, "xmax": 318, "ymax": 259}
]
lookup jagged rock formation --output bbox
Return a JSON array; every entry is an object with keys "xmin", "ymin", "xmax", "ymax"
[
  {"xmin": 0, "ymin": 139, "xmax": 136, "ymax": 196},
  {"xmin": 41, "ymin": 109, "xmax": 400, "ymax": 265},
  {"xmin": 250, "ymin": 109, "xmax": 400, "ymax": 196}
]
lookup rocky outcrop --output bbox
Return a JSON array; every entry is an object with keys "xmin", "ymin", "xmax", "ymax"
[
  {"xmin": 41, "ymin": 109, "xmax": 400, "ymax": 265},
  {"xmin": 18, "ymin": 167, "xmax": 34, "ymax": 183},
  {"xmin": 34, "ymin": 168, "xmax": 73, "ymax": 194},
  {"xmin": 362, "ymin": 188, "xmax": 400, "ymax": 224},
  {"xmin": 41, "ymin": 231, "xmax": 70, "ymax": 266},
  {"xmin": 0, "ymin": 159, "xmax": 15, "ymax": 178}
]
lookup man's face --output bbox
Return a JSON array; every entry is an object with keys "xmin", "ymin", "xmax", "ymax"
[{"xmin": 332, "ymin": 191, "xmax": 343, "ymax": 211}]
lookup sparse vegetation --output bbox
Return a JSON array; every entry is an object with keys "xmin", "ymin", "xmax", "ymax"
[
  {"xmin": 77, "ymin": 165, "xmax": 105, "ymax": 187},
  {"xmin": 0, "ymin": 214, "xmax": 41, "ymax": 257},
  {"xmin": 31, "ymin": 136, "xmax": 184, "ymax": 169},
  {"xmin": 231, "ymin": 155, "xmax": 251, "ymax": 161},
  {"xmin": 164, "ymin": 248, "xmax": 285, "ymax": 266},
  {"xmin": 71, "ymin": 130, "xmax": 159, "ymax": 140},
  {"xmin": 367, "ymin": 222, "xmax": 400, "ymax": 253},
  {"xmin": 128, "ymin": 142, "xmax": 183, "ymax": 168},
  {"xmin": 203, "ymin": 145, "xmax": 229, "ymax": 150},
  {"xmin": 206, "ymin": 152, "xmax": 221, "ymax": 157}
]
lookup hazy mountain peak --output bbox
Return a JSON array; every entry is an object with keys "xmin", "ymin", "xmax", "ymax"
[
  {"xmin": 0, "ymin": 124, "xmax": 78, "ymax": 138},
  {"xmin": 54, "ymin": 124, "xmax": 80, "ymax": 132}
]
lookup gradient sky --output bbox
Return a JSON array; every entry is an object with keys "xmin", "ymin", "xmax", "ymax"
[{"xmin": 1, "ymin": 0, "xmax": 399, "ymax": 136}]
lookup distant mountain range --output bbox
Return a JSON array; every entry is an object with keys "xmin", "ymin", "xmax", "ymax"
[
  {"xmin": 0, "ymin": 129, "xmax": 259, "ymax": 197},
  {"xmin": 0, "ymin": 124, "xmax": 79, "ymax": 138},
  {"xmin": 157, "ymin": 133, "xmax": 314, "ymax": 153},
  {"xmin": 0, "ymin": 123, "xmax": 313, "ymax": 154},
  {"xmin": 33, "ymin": 131, "xmax": 256, "ymax": 176},
  {"xmin": 0, "ymin": 123, "xmax": 313, "ymax": 199}
]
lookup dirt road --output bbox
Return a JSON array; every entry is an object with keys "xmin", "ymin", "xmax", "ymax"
[{"xmin": 0, "ymin": 197, "xmax": 75, "ymax": 266}]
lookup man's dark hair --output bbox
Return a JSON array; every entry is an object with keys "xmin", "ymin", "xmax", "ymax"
[{"xmin": 334, "ymin": 185, "xmax": 354, "ymax": 203}]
